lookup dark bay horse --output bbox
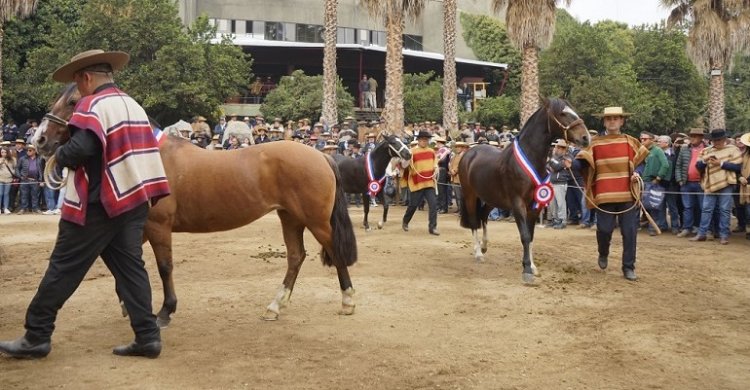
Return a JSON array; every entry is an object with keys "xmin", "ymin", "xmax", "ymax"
[
  {"xmin": 337, "ymin": 134, "xmax": 411, "ymax": 230},
  {"xmin": 458, "ymin": 98, "xmax": 590, "ymax": 283},
  {"xmin": 33, "ymin": 84, "xmax": 358, "ymax": 327}
]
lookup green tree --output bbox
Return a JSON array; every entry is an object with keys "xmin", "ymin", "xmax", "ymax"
[
  {"xmin": 261, "ymin": 69, "xmax": 353, "ymax": 123},
  {"xmin": 473, "ymin": 95, "xmax": 520, "ymax": 128},
  {"xmin": 0, "ymin": 0, "xmax": 39, "ymax": 119},
  {"xmin": 3, "ymin": 0, "xmax": 252, "ymax": 125},
  {"xmin": 403, "ymin": 72, "xmax": 443, "ymax": 123},
  {"xmin": 725, "ymin": 54, "xmax": 750, "ymax": 132}
]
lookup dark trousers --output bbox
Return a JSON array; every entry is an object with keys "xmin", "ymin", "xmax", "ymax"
[
  {"xmin": 403, "ymin": 187, "xmax": 437, "ymax": 231},
  {"xmin": 566, "ymin": 187, "xmax": 583, "ymax": 222},
  {"xmin": 19, "ymin": 181, "xmax": 42, "ymax": 211},
  {"xmin": 437, "ymin": 168, "xmax": 450, "ymax": 211},
  {"xmin": 24, "ymin": 202, "xmax": 159, "ymax": 344},
  {"xmin": 9, "ymin": 183, "xmax": 19, "ymax": 210},
  {"xmin": 596, "ymin": 202, "xmax": 638, "ymax": 272}
]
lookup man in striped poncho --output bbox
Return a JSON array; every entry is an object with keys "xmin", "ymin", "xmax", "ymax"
[
  {"xmin": 576, "ymin": 107, "xmax": 649, "ymax": 281},
  {"xmin": 402, "ymin": 131, "xmax": 439, "ymax": 236}
]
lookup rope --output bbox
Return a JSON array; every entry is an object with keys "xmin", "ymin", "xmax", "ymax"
[{"xmin": 43, "ymin": 155, "xmax": 67, "ymax": 191}]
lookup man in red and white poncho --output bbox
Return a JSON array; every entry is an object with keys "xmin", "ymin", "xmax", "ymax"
[
  {"xmin": 402, "ymin": 131, "xmax": 440, "ymax": 235},
  {"xmin": 0, "ymin": 50, "xmax": 169, "ymax": 360}
]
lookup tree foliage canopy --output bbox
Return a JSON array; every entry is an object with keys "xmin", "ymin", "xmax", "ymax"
[
  {"xmin": 2, "ymin": 0, "xmax": 252, "ymax": 125},
  {"xmin": 403, "ymin": 72, "xmax": 443, "ymax": 123},
  {"xmin": 260, "ymin": 70, "xmax": 353, "ymax": 123}
]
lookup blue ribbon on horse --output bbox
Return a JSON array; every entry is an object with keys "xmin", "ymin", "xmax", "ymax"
[
  {"xmin": 512, "ymin": 139, "xmax": 554, "ymax": 210},
  {"xmin": 365, "ymin": 152, "xmax": 386, "ymax": 198}
]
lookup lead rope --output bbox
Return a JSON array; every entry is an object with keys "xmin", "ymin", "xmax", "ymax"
[{"xmin": 44, "ymin": 155, "xmax": 68, "ymax": 190}]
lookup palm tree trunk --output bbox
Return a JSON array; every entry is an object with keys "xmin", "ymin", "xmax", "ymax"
[
  {"xmin": 520, "ymin": 45, "xmax": 540, "ymax": 127},
  {"xmin": 708, "ymin": 61, "xmax": 725, "ymax": 130},
  {"xmin": 383, "ymin": 11, "xmax": 405, "ymax": 135},
  {"xmin": 0, "ymin": 24, "xmax": 4, "ymax": 120},
  {"xmin": 322, "ymin": 0, "xmax": 339, "ymax": 127},
  {"xmin": 442, "ymin": 0, "xmax": 458, "ymax": 137}
]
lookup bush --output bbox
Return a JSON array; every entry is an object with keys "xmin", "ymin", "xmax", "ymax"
[
  {"xmin": 403, "ymin": 72, "xmax": 444, "ymax": 123},
  {"xmin": 261, "ymin": 70, "xmax": 354, "ymax": 122},
  {"xmin": 473, "ymin": 96, "xmax": 520, "ymax": 128}
]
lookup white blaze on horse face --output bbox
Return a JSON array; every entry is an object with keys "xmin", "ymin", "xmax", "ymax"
[
  {"xmin": 562, "ymin": 105, "xmax": 579, "ymax": 119},
  {"xmin": 32, "ymin": 119, "xmax": 49, "ymax": 148}
]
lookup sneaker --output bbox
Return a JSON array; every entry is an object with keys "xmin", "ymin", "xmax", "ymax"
[
  {"xmin": 676, "ymin": 229, "xmax": 690, "ymax": 238},
  {"xmin": 688, "ymin": 235, "xmax": 707, "ymax": 242},
  {"xmin": 579, "ymin": 223, "xmax": 591, "ymax": 229},
  {"xmin": 2, "ymin": 208, "xmax": 9, "ymax": 214},
  {"xmin": 52, "ymin": 209, "xmax": 61, "ymax": 215},
  {"xmin": 42, "ymin": 210, "xmax": 55, "ymax": 215},
  {"xmin": 623, "ymin": 269, "xmax": 637, "ymax": 281}
]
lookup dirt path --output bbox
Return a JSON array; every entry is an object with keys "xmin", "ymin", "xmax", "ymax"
[{"xmin": 1, "ymin": 207, "xmax": 749, "ymax": 389}]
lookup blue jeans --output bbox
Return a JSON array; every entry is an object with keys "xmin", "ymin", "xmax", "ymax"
[
  {"xmin": 19, "ymin": 181, "xmax": 42, "ymax": 211},
  {"xmin": 0, "ymin": 182, "xmax": 10, "ymax": 209},
  {"xmin": 680, "ymin": 182, "xmax": 703, "ymax": 231},
  {"xmin": 697, "ymin": 186, "xmax": 733, "ymax": 239},
  {"xmin": 44, "ymin": 186, "xmax": 57, "ymax": 210}
]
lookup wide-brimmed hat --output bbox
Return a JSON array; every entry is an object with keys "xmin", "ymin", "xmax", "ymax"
[
  {"xmin": 15, "ymin": 139, "xmax": 26, "ymax": 144},
  {"xmin": 0, "ymin": 141, "xmax": 11, "ymax": 146},
  {"xmin": 416, "ymin": 131, "xmax": 431, "ymax": 139},
  {"xmin": 739, "ymin": 133, "xmax": 750, "ymax": 147},
  {"xmin": 196, "ymin": 116, "xmax": 207, "ymax": 122},
  {"xmin": 688, "ymin": 128, "xmax": 705, "ymax": 136},
  {"xmin": 52, "ymin": 49, "xmax": 130, "ymax": 82},
  {"xmin": 594, "ymin": 106, "xmax": 632, "ymax": 118},
  {"xmin": 323, "ymin": 144, "xmax": 338, "ymax": 151},
  {"xmin": 454, "ymin": 141, "xmax": 468, "ymax": 148},
  {"xmin": 26, "ymin": 144, "xmax": 37, "ymax": 150},
  {"xmin": 256, "ymin": 126, "xmax": 267, "ymax": 132},
  {"xmin": 551, "ymin": 139, "xmax": 568, "ymax": 148},
  {"xmin": 366, "ymin": 132, "xmax": 376, "ymax": 138},
  {"xmin": 709, "ymin": 129, "xmax": 728, "ymax": 141},
  {"xmin": 434, "ymin": 136, "xmax": 447, "ymax": 144}
]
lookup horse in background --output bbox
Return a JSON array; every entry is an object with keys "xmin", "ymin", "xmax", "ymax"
[
  {"xmin": 458, "ymin": 98, "xmax": 590, "ymax": 283},
  {"xmin": 33, "ymin": 83, "xmax": 358, "ymax": 327},
  {"xmin": 337, "ymin": 134, "xmax": 411, "ymax": 230}
]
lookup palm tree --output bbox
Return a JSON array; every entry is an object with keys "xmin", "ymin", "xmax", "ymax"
[
  {"xmin": 492, "ymin": 0, "xmax": 570, "ymax": 126},
  {"xmin": 362, "ymin": 0, "xmax": 426, "ymax": 135},
  {"xmin": 443, "ymin": 0, "xmax": 458, "ymax": 137},
  {"xmin": 322, "ymin": 0, "xmax": 338, "ymax": 127},
  {"xmin": 1, "ymin": 0, "xmax": 39, "ymax": 119},
  {"xmin": 661, "ymin": 0, "xmax": 750, "ymax": 129}
]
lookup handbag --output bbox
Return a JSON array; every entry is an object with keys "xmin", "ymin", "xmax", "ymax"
[
  {"xmin": 642, "ymin": 182, "xmax": 665, "ymax": 210},
  {"xmin": 3, "ymin": 163, "xmax": 19, "ymax": 186}
]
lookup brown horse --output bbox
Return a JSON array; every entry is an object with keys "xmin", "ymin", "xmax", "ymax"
[
  {"xmin": 34, "ymin": 83, "xmax": 358, "ymax": 327},
  {"xmin": 458, "ymin": 98, "xmax": 589, "ymax": 283}
]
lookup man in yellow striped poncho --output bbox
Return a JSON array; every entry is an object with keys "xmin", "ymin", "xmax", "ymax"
[
  {"xmin": 689, "ymin": 129, "xmax": 742, "ymax": 244},
  {"xmin": 402, "ymin": 131, "xmax": 439, "ymax": 235},
  {"xmin": 576, "ymin": 107, "xmax": 649, "ymax": 281}
]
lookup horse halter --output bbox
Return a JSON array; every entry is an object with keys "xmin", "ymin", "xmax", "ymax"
[
  {"xmin": 388, "ymin": 138, "xmax": 410, "ymax": 158},
  {"xmin": 548, "ymin": 113, "xmax": 584, "ymax": 143},
  {"xmin": 44, "ymin": 113, "xmax": 69, "ymax": 127}
]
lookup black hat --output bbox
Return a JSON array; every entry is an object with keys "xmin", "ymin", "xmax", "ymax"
[
  {"xmin": 709, "ymin": 129, "xmax": 728, "ymax": 141},
  {"xmin": 416, "ymin": 130, "xmax": 431, "ymax": 139}
]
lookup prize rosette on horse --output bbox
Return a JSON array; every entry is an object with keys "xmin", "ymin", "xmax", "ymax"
[
  {"xmin": 368, "ymin": 180, "xmax": 382, "ymax": 197},
  {"xmin": 533, "ymin": 182, "xmax": 554, "ymax": 208},
  {"xmin": 365, "ymin": 152, "xmax": 386, "ymax": 198}
]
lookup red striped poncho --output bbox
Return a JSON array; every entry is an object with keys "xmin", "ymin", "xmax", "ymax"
[
  {"xmin": 407, "ymin": 146, "xmax": 436, "ymax": 192},
  {"xmin": 62, "ymin": 87, "xmax": 170, "ymax": 225},
  {"xmin": 576, "ymin": 134, "xmax": 649, "ymax": 208}
]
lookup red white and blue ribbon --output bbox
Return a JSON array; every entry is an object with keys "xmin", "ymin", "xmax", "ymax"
[
  {"xmin": 153, "ymin": 127, "xmax": 166, "ymax": 146},
  {"xmin": 513, "ymin": 139, "xmax": 554, "ymax": 210},
  {"xmin": 365, "ymin": 152, "xmax": 386, "ymax": 198}
]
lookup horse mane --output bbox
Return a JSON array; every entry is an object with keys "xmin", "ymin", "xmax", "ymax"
[{"xmin": 50, "ymin": 83, "xmax": 80, "ymax": 114}]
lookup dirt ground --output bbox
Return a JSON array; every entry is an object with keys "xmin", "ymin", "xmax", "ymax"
[{"xmin": 1, "ymin": 206, "xmax": 749, "ymax": 390}]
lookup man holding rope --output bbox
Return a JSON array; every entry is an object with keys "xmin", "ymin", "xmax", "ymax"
[
  {"xmin": 402, "ymin": 130, "xmax": 439, "ymax": 236},
  {"xmin": 576, "ymin": 107, "xmax": 649, "ymax": 281}
]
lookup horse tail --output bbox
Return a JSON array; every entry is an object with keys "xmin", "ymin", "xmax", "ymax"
[
  {"xmin": 322, "ymin": 156, "xmax": 358, "ymax": 267},
  {"xmin": 459, "ymin": 194, "xmax": 482, "ymax": 230}
]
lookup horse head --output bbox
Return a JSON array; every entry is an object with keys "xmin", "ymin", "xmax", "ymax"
[
  {"xmin": 33, "ymin": 83, "xmax": 80, "ymax": 159},
  {"xmin": 543, "ymin": 98, "xmax": 590, "ymax": 148},
  {"xmin": 383, "ymin": 133, "xmax": 411, "ymax": 161}
]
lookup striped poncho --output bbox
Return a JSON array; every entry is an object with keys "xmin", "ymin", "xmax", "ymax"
[
  {"xmin": 576, "ymin": 134, "xmax": 649, "ymax": 208},
  {"xmin": 407, "ymin": 146, "xmax": 436, "ymax": 192},
  {"xmin": 62, "ymin": 86, "xmax": 170, "ymax": 225},
  {"xmin": 699, "ymin": 144, "xmax": 741, "ymax": 193}
]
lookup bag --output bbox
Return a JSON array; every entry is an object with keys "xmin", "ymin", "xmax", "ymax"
[
  {"xmin": 384, "ymin": 179, "xmax": 396, "ymax": 197},
  {"xmin": 642, "ymin": 183, "xmax": 665, "ymax": 210}
]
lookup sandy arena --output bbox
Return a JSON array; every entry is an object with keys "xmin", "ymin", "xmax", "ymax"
[{"xmin": 1, "ymin": 207, "xmax": 749, "ymax": 389}]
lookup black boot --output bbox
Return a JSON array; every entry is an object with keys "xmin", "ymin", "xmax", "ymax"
[
  {"xmin": 0, "ymin": 336, "xmax": 51, "ymax": 359},
  {"xmin": 113, "ymin": 340, "xmax": 161, "ymax": 358}
]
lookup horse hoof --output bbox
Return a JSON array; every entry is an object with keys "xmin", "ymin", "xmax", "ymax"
[
  {"xmin": 377, "ymin": 221, "xmax": 384, "ymax": 229},
  {"xmin": 338, "ymin": 304, "xmax": 355, "ymax": 316},
  {"xmin": 532, "ymin": 267, "xmax": 541, "ymax": 277},
  {"xmin": 156, "ymin": 317, "xmax": 171, "ymax": 329},
  {"xmin": 261, "ymin": 310, "xmax": 279, "ymax": 321},
  {"xmin": 522, "ymin": 273, "xmax": 535, "ymax": 284},
  {"xmin": 481, "ymin": 247, "xmax": 488, "ymax": 254}
]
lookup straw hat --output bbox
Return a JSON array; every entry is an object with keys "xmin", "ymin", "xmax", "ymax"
[
  {"xmin": 739, "ymin": 133, "xmax": 750, "ymax": 147},
  {"xmin": 454, "ymin": 141, "xmax": 468, "ymax": 148},
  {"xmin": 593, "ymin": 106, "xmax": 632, "ymax": 118},
  {"xmin": 323, "ymin": 144, "xmax": 338, "ymax": 151},
  {"xmin": 688, "ymin": 128, "xmax": 705, "ymax": 136},
  {"xmin": 434, "ymin": 136, "xmax": 447, "ymax": 144},
  {"xmin": 52, "ymin": 49, "xmax": 130, "ymax": 82},
  {"xmin": 0, "ymin": 141, "xmax": 11, "ymax": 147},
  {"xmin": 15, "ymin": 139, "xmax": 26, "ymax": 144},
  {"xmin": 551, "ymin": 139, "xmax": 569, "ymax": 148}
]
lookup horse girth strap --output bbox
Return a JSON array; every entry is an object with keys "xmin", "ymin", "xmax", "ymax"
[{"xmin": 45, "ymin": 113, "xmax": 69, "ymax": 127}]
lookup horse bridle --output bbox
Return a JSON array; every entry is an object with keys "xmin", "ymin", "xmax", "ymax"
[
  {"xmin": 548, "ymin": 112, "xmax": 584, "ymax": 143},
  {"xmin": 44, "ymin": 113, "xmax": 69, "ymax": 127},
  {"xmin": 387, "ymin": 137, "xmax": 410, "ymax": 158}
]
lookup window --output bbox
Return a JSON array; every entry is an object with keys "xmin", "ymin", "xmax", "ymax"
[
  {"xmin": 265, "ymin": 22, "xmax": 284, "ymax": 40},
  {"xmin": 245, "ymin": 21, "xmax": 253, "ymax": 36},
  {"xmin": 337, "ymin": 27, "xmax": 356, "ymax": 44},
  {"xmin": 216, "ymin": 19, "xmax": 230, "ymax": 34},
  {"xmin": 403, "ymin": 34, "xmax": 423, "ymax": 51},
  {"xmin": 296, "ymin": 24, "xmax": 324, "ymax": 43},
  {"xmin": 252, "ymin": 21, "xmax": 265, "ymax": 39},
  {"xmin": 370, "ymin": 31, "xmax": 386, "ymax": 47}
]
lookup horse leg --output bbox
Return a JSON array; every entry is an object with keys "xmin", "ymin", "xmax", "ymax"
[
  {"xmin": 378, "ymin": 192, "xmax": 388, "ymax": 229},
  {"xmin": 512, "ymin": 201, "xmax": 536, "ymax": 284},
  {"xmin": 480, "ymin": 205, "xmax": 490, "ymax": 254},
  {"xmin": 144, "ymin": 223, "xmax": 177, "ymax": 328},
  {"xmin": 335, "ymin": 265, "xmax": 355, "ymax": 315},
  {"xmin": 363, "ymin": 194, "xmax": 371, "ymax": 231},
  {"xmin": 472, "ymin": 229, "xmax": 484, "ymax": 262},
  {"xmin": 262, "ymin": 211, "xmax": 306, "ymax": 321},
  {"xmin": 528, "ymin": 210, "xmax": 540, "ymax": 276}
]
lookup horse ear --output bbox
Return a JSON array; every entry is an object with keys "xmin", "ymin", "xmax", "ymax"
[{"xmin": 539, "ymin": 95, "xmax": 550, "ymax": 108}]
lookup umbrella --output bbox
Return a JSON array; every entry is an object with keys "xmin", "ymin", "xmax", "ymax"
[
  {"xmin": 222, "ymin": 121, "xmax": 255, "ymax": 145},
  {"xmin": 165, "ymin": 120, "xmax": 192, "ymax": 138}
]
